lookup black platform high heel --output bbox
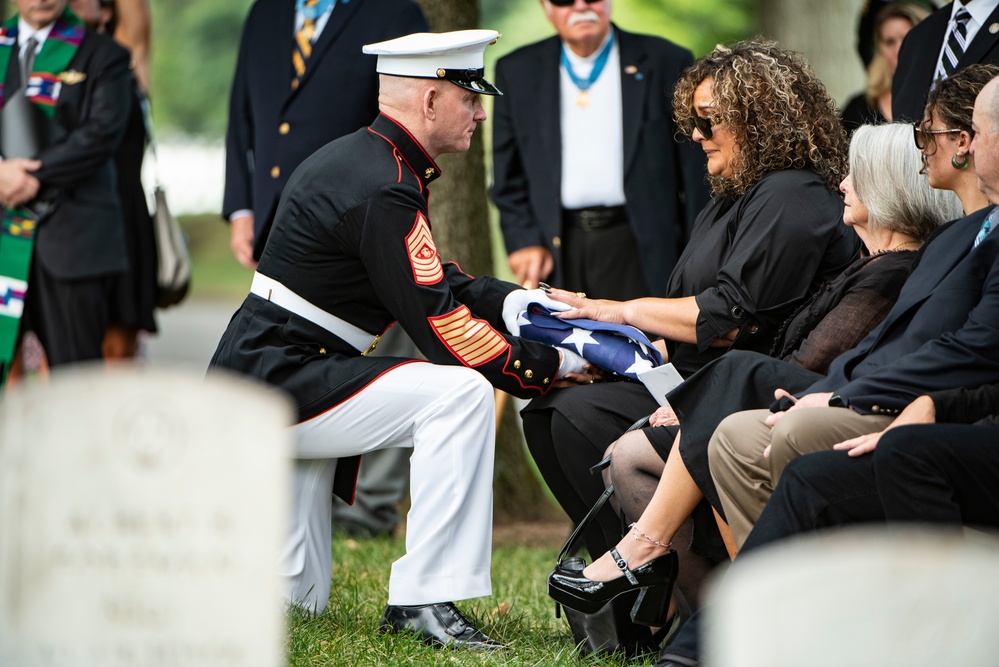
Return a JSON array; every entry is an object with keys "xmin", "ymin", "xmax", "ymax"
[{"xmin": 548, "ymin": 546, "xmax": 679, "ymax": 626}]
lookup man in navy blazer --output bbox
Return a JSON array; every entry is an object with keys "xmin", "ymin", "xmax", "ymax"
[
  {"xmin": 223, "ymin": 0, "xmax": 427, "ymax": 267},
  {"xmin": 893, "ymin": 0, "xmax": 999, "ymax": 123},
  {"xmin": 491, "ymin": 1, "xmax": 708, "ymax": 299}
]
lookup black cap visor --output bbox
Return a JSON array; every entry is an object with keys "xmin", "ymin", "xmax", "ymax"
[{"xmin": 436, "ymin": 67, "xmax": 502, "ymax": 96}]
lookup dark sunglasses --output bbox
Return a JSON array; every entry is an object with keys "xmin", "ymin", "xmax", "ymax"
[
  {"xmin": 684, "ymin": 115, "xmax": 715, "ymax": 140},
  {"xmin": 547, "ymin": 0, "xmax": 602, "ymax": 6},
  {"xmin": 912, "ymin": 121, "xmax": 962, "ymax": 150}
]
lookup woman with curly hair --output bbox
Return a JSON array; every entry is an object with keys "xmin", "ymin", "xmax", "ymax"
[{"xmin": 521, "ymin": 39, "xmax": 859, "ymax": 633}]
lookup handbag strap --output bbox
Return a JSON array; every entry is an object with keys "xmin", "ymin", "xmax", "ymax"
[
  {"xmin": 555, "ymin": 412, "xmax": 654, "ymax": 565},
  {"xmin": 138, "ymin": 91, "xmax": 163, "ymax": 189}
]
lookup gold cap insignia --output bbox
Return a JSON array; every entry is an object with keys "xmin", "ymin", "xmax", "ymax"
[
  {"xmin": 425, "ymin": 167, "xmax": 435, "ymax": 179},
  {"xmin": 59, "ymin": 70, "xmax": 87, "ymax": 84},
  {"xmin": 436, "ymin": 68, "xmax": 446, "ymax": 78}
]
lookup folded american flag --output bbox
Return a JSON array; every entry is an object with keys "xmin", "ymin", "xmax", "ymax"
[{"xmin": 517, "ymin": 304, "xmax": 663, "ymax": 380}]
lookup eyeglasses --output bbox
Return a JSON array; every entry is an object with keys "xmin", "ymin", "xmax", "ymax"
[
  {"xmin": 547, "ymin": 0, "xmax": 602, "ymax": 6},
  {"xmin": 912, "ymin": 122, "xmax": 962, "ymax": 150},
  {"xmin": 684, "ymin": 115, "xmax": 715, "ymax": 140}
]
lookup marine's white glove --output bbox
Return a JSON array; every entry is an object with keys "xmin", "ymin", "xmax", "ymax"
[
  {"xmin": 556, "ymin": 348, "xmax": 588, "ymax": 379},
  {"xmin": 502, "ymin": 288, "xmax": 572, "ymax": 336}
]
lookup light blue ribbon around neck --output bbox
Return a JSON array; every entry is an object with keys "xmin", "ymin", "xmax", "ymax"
[{"xmin": 560, "ymin": 34, "xmax": 614, "ymax": 92}]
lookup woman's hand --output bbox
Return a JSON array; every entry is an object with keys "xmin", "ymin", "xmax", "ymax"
[
  {"xmin": 649, "ymin": 405, "xmax": 679, "ymax": 427},
  {"xmin": 832, "ymin": 395, "xmax": 938, "ymax": 457},
  {"xmin": 543, "ymin": 286, "xmax": 627, "ymax": 325}
]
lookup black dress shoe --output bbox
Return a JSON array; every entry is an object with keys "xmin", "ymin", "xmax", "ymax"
[
  {"xmin": 379, "ymin": 602, "xmax": 506, "ymax": 650},
  {"xmin": 548, "ymin": 548, "xmax": 679, "ymax": 626}
]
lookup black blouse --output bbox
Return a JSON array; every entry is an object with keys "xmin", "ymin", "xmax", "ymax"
[
  {"xmin": 665, "ymin": 169, "xmax": 860, "ymax": 377},
  {"xmin": 774, "ymin": 250, "xmax": 916, "ymax": 374}
]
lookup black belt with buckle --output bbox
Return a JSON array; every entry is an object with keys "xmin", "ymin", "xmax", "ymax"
[{"xmin": 563, "ymin": 205, "xmax": 628, "ymax": 231}]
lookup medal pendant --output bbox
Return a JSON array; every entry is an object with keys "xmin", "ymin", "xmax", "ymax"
[{"xmin": 576, "ymin": 90, "xmax": 590, "ymax": 108}]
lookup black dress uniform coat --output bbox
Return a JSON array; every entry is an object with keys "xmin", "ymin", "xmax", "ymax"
[
  {"xmin": 490, "ymin": 26, "xmax": 709, "ymax": 296},
  {"xmin": 222, "ymin": 0, "xmax": 427, "ymax": 258},
  {"xmin": 211, "ymin": 115, "xmax": 561, "ymax": 493},
  {"xmin": 892, "ymin": 1, "xmax": 999, "ymax": 123}
]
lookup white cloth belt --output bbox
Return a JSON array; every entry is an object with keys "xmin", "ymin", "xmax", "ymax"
[{"xmin": 250, "ymin": 272, "xmax": 380, "ymax": 354}]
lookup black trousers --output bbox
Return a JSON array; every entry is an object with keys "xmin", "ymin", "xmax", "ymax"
[
  {"xmin": 561, "ymin": 220, "xmax": 648, "ymax": 301},
  {"xmin": 662, "ymin": 422, "xmax": 999, "ymax": 666},
  {"xmin": 522, "ymin": 409, "xmax": 623, "ymax": 558}
]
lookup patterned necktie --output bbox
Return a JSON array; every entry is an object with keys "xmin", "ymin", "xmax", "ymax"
[
  {"xmin": 938, "ymin": 8, "xmax": 972, "ymax": 80},
  {"xmin": 292, "ymin": 0, "xmax": 319, "ymax": 90},
  {"xmin": 20, "ymin": 36, "xmax": 37, "ymax": 91},
  {"xmin": 974, "ymin": 211, "xmax": 994, "ymax": 248}
]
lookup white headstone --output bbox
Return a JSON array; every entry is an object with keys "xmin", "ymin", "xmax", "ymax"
[
  {"xmin": 706, "ymin": 526, "xmax": 999, "ymax": 667},
  {"xmin": 0, "ymin": 367, "xmax": 293, "ymax": 667}
]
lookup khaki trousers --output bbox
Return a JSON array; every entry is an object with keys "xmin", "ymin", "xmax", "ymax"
[{"xmin": 707, "ymin": 407, "xmax": 894, "ymax": 548}]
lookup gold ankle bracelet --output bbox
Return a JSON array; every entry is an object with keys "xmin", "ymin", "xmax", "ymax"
[{"xmin": 629, "ymin": 523, "xmax": 670, "ymax": 549}]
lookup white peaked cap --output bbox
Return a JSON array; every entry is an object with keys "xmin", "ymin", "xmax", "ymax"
[{"xmin": 363, "ymin": 29, "xmax": 502, "ymax": 95}]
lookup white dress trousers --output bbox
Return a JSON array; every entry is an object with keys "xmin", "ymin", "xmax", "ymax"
[{"xmin": 281, "ymin": 361, "xmax": 497, "ymax": 611}]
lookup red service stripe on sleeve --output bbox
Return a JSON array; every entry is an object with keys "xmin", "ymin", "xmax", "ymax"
[
  {"xmin": 406, "ymin": 212, "xmax": 444, "ymax": 285},
  {"xmin": 429, "ymin": 305, "xmax": 509, "ymax": 367}
]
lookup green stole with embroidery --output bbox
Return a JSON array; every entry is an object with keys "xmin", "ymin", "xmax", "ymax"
[{"xmin": 0, "ymin": 9, "xmax": 83, "ymax": 389}]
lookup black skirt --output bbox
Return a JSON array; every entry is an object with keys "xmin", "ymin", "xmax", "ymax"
[
  {"xmin": 106, "ymin": 87, "xmax": 158, "ymax": 333},
  {"xmin": 523, "ymin": 379, "xmax": 660, "ymax": 451},
  {"xmin": 646, "ymin": 350, "xmax": 824, "ymax": 513}
]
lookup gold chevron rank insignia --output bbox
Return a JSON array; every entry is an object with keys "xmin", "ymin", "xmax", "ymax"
[
  {"xmin": 429, "ymin": 305, "xmax": 509, "ymax": 367},
  {"xmin": 406, "ymin": 211, "xmax": 444, "ymax": 285}
]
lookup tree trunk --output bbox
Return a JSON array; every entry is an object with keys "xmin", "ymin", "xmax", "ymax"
[
  {"xmin": 415, "ymin": 0, "xmax": 561, "ymax": 522},
  {"xmin": 758, "ymin": 0, "xmax": 866, "ymax": 107}
]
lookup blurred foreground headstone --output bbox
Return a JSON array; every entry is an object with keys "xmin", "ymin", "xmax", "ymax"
[
  {"xmin": 706, "ymin": 526, "xmax": 999, "ymax": 667},
  {"xmin": 0, "ymin": 367, "xmax": 293, "ymax": 667}
]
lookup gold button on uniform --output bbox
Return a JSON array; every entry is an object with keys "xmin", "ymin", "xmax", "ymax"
[
  {"xmin": 552, "ymin": 236, "xmax": 562, "ymax": 249},
  {"xmin": 271, "ymin": 166, "xmax": 280, "ymax": 178},
  {"xmin": 279, "ymin": 122, "xmax": 291, "ymax": 135},
  {"xmin": 525, "ymin": 369, "xmax": 534, "ymax": 379},
  {"xmin": 543, "ymin": 378, "xmax": 549, "ymax": 385},
  {"xmin": 513, "ymin": 360, "xmax": 521, "ymax": 369},
  {"xmin": 319, "ymin": 347, "xmax": 326, "ymax": 355}
]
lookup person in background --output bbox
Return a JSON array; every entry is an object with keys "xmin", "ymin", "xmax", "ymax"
[
  {"xmin": 841, "ymin": 2, "xmax": 929, "ymax": 133},
  {"xmin": 0, "ymin": 0, "xmax": 131, "ymax": 384},
  {"xmin": 224, "ymin": 0, "xmax": 429, "ymax": 539},
  {"xmin": 892, "ymin": 0, "xmax": 999, "ymax": 122},
  {"xmin": 491, "ymin": 0, "xmax": 708, "ymax": 299}
]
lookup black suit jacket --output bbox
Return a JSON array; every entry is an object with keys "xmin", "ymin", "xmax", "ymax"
[
  {"xmin": 490, "ymin": 27, "xmax": 709, "ymax": 296},
  {"xmin": 222, "ymin": 0, "xmax": 427, "ymax": 258},
  {"xmin": 808, "ymin": 209, "xmax": 999, "ymax": 412},
  {"xmin": 3, "ymin": 29, "xmax": 131, "ymax": 280},
  {"xmin": 892, "ymin": 2, "xmax": 999, "ymax": 122}
]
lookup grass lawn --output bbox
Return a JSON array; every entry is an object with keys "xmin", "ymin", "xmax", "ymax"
[{"xmin": 286, "ymin": 526, "xmax": 657, "ymax": 667}]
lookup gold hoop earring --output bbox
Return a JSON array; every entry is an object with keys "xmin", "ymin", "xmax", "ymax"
[{"xmin": 952, "ymin": 152, "xmax": 970, "ymax": 170}]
